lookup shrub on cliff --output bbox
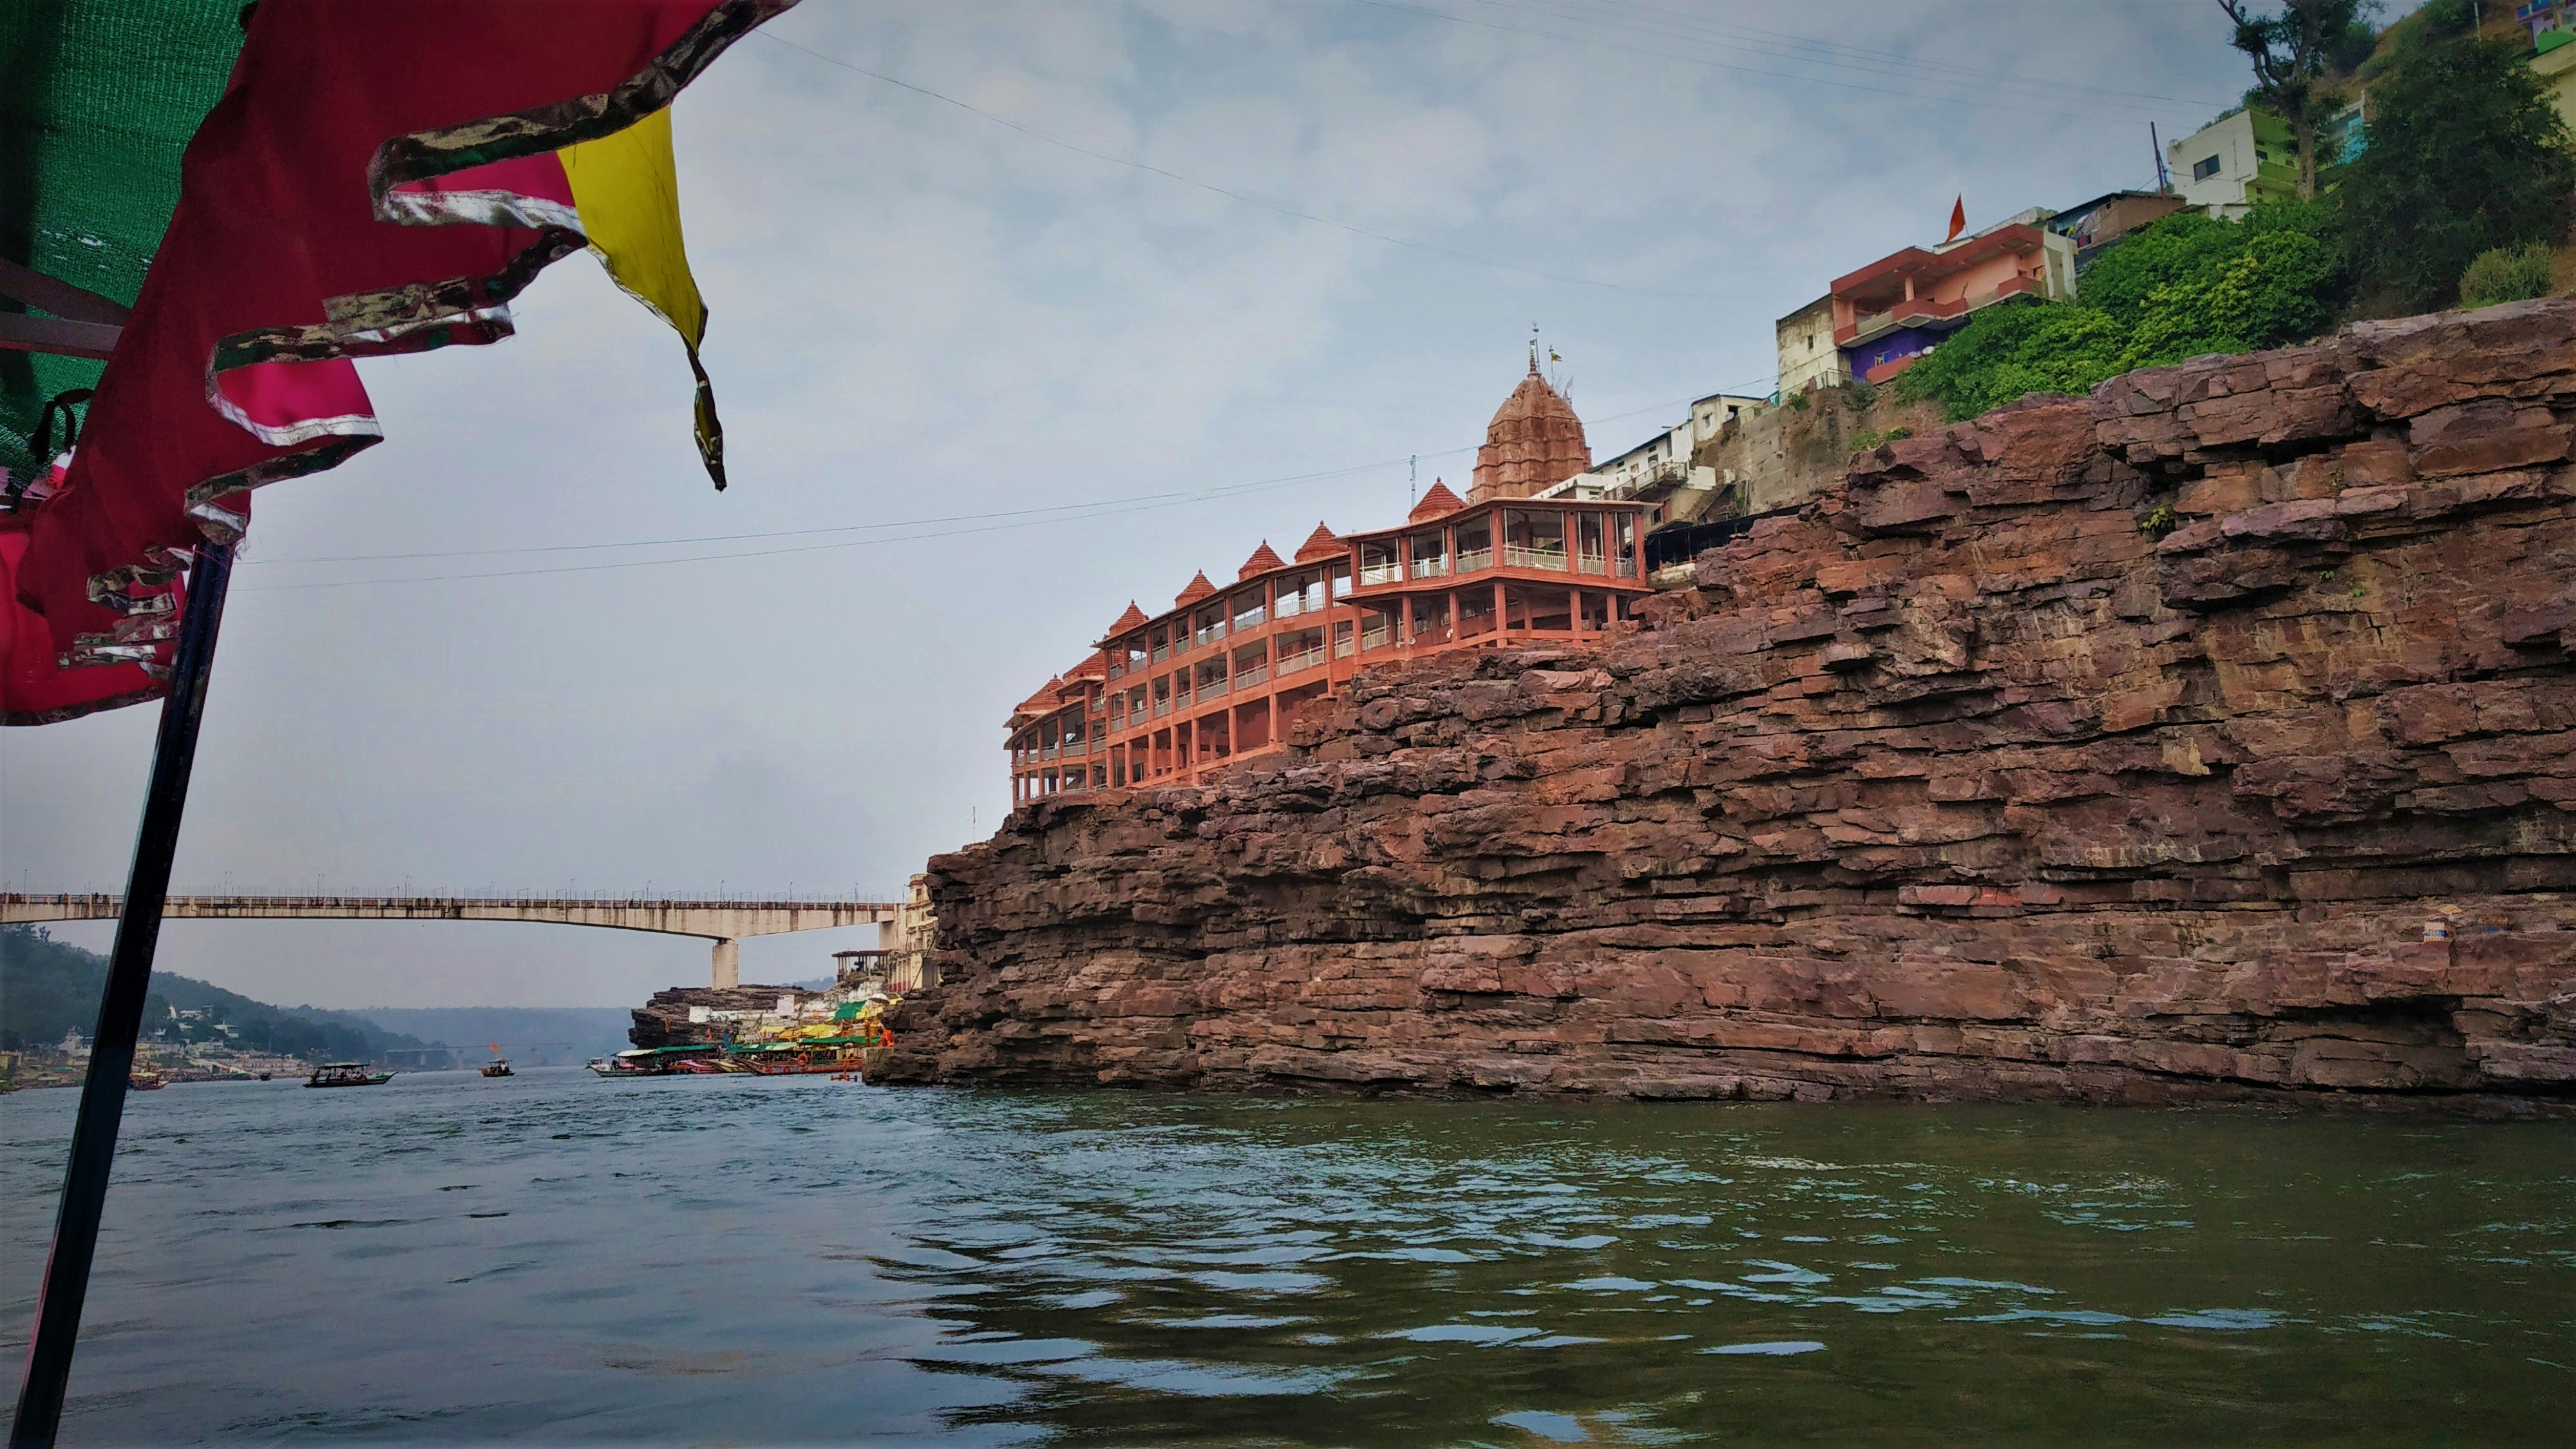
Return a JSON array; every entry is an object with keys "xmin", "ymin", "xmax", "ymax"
[
  {"xmin": 2460, "ymin": 242, "xmax": 2557, "ymax": 307},
  {"xmin": 1886, "ymin": 303, "xmax": 2126, "ymax": 422},
  {"xmin": 2340, "ymin": 35, "xmax": 2575, "ymax": 315},
  {"xmin": 1893, "ymin": 203, "xmax": 2345, "ymax": 422}
]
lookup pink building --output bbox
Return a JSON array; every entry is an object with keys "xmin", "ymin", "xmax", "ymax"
[{"xmin": 1830, "ymin": 220, "xmax": 2078, "ymax": 384}]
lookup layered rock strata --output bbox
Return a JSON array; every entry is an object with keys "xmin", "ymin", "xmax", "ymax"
[
  {"xmin": 881, "ymin": 301, "xmax": 2576, "ymax": 1106},
  {"xmin": 629, "ymin": 984, "xmax": 806, "ymax": 1050}
]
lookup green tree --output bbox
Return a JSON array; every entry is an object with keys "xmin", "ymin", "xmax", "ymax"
[
  {"xmin": 2217, "ymin": 0, "xmax": 2380, "ymax": 198},
  {"xmin": 2340, "ymin": 35, "xmax": 2576, "ymax": 314}
]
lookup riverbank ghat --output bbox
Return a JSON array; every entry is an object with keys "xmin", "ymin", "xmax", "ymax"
[{"xmin": 881, "ymin": 299, "xmax": 2576, "ymax": 1106}]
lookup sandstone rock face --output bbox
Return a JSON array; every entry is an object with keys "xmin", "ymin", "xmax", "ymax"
[{"xmin": 883, "ymin": 300, "xmax": 2576, "ymax": 1108}]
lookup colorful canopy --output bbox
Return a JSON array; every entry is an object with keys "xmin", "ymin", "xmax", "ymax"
[{"xmin": 2, "ymin": 0, "xmax": 791, "ymax": 724}]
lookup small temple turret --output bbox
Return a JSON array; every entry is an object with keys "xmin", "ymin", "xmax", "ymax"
[
  {"xmin": 1237, "ymin": 542, "xmax": 1286, "ymax": 580},
  {"xmin": 1406, "ymin": 478, "xmax": 1464, "ymax": 524},
  {"xmin": 1293, "ymin": 523, "xmax": 1343, "ymax": 563}
]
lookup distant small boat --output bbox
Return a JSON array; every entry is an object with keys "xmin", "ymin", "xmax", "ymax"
[
  {"xmin": 480, "ymin": 1059, "xmax": 513, "ymax": 1078},
  {"xmin": 306, "ymin": 1063, "xmax": 392, "ymax": 1088},
  {"xmin": 129, "ymin": 1070, "xmax": 167, "ymax": 1091}
]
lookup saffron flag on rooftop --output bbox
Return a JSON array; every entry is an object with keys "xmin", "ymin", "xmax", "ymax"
[{"xmin": 0, "ymin": 0, "xmax": 794, "ymax": 724}]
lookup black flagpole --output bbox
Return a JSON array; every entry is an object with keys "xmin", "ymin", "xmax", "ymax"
[{"xmin": 11, "ymin": 539, "xmax": 236, "ymax": 1448}]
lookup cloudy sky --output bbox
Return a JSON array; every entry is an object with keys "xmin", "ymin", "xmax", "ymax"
[{"xmin": 4, "ymin": 0, "xmax": 2259, "ymax": 1008}]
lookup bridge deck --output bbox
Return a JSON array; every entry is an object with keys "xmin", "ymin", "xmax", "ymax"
[{"xmin": 1, "ymin": 895, "xmax": 906, "ymax": 988}]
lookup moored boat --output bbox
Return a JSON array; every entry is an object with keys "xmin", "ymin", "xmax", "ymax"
[{"xmin": 306, "ymin": 1063, "xmax": 393, "ymax": 1088}]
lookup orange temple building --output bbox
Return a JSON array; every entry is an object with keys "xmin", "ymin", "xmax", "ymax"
[{"xmin": 1007, "ymin": 360, "xmax": 1656, "ymax": 801}]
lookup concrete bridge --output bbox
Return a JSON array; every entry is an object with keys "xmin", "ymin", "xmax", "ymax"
[{"xmin": 1, "ymin": 893, "xmax": 904, "ymax": 988}]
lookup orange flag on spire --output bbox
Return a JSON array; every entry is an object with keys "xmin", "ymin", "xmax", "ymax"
[{"xmin": 1945, "ymin": 195, "xmax": 1967, "ymax": 243}]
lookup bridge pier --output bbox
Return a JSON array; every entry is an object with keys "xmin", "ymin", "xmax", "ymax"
[{"xmin": 711, "ymin": 937, "xmax": 740, "ymax": 990}]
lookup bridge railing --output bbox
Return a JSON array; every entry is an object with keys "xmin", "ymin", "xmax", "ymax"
[{"xmin": 5, "ymin": 890, "xmax": 911, "ymax": 910}]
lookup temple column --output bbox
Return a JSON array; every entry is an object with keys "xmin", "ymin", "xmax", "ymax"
[{"xmin": 712, "ymin": 937, "xmax": 740, "ymax": 989}]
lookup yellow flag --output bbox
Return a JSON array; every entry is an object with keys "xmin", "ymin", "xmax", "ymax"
[{"xmin": 558, "ymin": 108, "xmax": 725, "ymax": 489}]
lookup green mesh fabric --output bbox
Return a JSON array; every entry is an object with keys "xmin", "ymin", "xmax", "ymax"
[{"xmin": 1, "ymin": 0, "xmax": 244, "ymax": 484}]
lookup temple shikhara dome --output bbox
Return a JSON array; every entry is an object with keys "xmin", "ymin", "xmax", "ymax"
[{"xmin": 1468, "ymin": 355, "xmax": 1590, "ymax": 504}]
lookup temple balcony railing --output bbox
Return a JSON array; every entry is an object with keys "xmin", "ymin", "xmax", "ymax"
[
  {"xmin": 1577, "ymin": 553, "xmax": 1609, "ymax": 575},
  {"xmin": 1276, "ymin": 647, "xmax": 1327, "ymax": 676},
  {"xmin": 1199, "ymin": 679, "xmax": 1229, "ymax": 701},
  {"xmin": 1454, "ymin": 547, "xmax": 1493, "ymax": 574},
  {"xmin": 1410, "ymin": 558, "xmax": 1450, "ymax": 579},
  {"xmin": 1235, "ymin": 662, "xmax": 1269, "ymax": 688},
  {"xmin": 1359, "ymin": 625, "xmax": 1393, "ymax": 651},
  {"xmin": 1153, "ymin": 700, "xmax": 1171, "ymax": 718},
  {"xmin": 1359, "ymin": 562, "xmax": 1403, "ymax": 586},
  {"xmin": 1502, "ymin": 545, "xmax": 1569, "ymax": 571}
]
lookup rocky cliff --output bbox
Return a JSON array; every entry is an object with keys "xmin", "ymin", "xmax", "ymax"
[{"xmin": 880, "ymin": 301, "xmax": 2576, "ymax": 1108}]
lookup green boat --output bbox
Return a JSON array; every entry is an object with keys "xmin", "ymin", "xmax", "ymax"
[{"xmin": 305, "ymin": 1063, "xmax": 393, "ymax": 1088}]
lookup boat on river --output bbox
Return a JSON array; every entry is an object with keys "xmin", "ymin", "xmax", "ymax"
[
  {"xmin": 305, "ymin": 1063, "xmax": 393, "ymax": 1088},
  {"xmin": 480, "ymin": 1059, "xmax": 513, "ymax": 1077}
]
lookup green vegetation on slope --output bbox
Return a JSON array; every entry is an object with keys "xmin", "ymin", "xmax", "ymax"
[
  {"xmin": 2340, "ymin": 33, "xmax": 2576, "ymax": 314},
  {"xmin": 1894, "ymin": 203, "xmax": 2346, "ymax": 422},
  {"xmin": 0, "ymin": 924, "xmax": 437, "ymax": 1060},
  {"xmin": 1895, "ymin": 11, "xmax": 2574, "ymax": 424}
]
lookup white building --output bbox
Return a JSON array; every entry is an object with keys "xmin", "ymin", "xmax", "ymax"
[
  {"xmin": 2165, "ymin": 108, "xmax": 2297, "ymax": 217},
  {"xmin": 1537, "ymin": 390, "xmax": 1766, "ymax": 504},
  {"xmin": 1775, "ymin": 294, "xmax": 1848, "ymax": 395}
]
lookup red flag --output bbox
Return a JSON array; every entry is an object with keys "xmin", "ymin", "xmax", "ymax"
[
  {"xmin": 3, "ymin": 0, "xmax": 792, "ymax": 723},
  {"xmin": 1946, "ymin": 195, "xmax": 1967, "ymax": 243}
]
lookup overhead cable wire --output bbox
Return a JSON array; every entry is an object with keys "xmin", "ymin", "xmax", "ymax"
[
  {"xmin": 1538, "ymin": 0, "xmax": 2231, "ymax": 111},
  {"xmin": 1343, "ymin": 0, "xmax": 2201, "ymax": 122},
  {"xmin": 244, "ymin": 458, "xmax": 1417, "ymax": 565},
  {"xmin": 243, "ymin": 388, "xmax": 1740, "ymax": 569},
  {"xmin": 234, "ymin": 372, "xmax": 1768, "ymax": 591},
  {"xmin": 751, "ymin": 26, "xmax": 1764, "ymax": 302}
]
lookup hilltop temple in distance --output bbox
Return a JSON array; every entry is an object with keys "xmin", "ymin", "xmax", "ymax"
[{"xmin": 1006, "ymin": 357, "xmax": 1656, "ymax": 800}]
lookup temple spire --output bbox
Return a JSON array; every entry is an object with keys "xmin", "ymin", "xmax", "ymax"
[{"xmin": 1468, "ymin": 348, "xmax": 1590, "ymax": 505}]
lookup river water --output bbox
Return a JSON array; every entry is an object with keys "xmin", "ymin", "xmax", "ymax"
[{"xmin": 1, "ymin": 1068, "xmax": 2568, "ymax": 1444}]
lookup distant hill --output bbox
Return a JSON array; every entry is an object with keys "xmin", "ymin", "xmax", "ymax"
[
  {"xmin": 1, "ymin": 925, "xmax": 439, "ymax": 1064},
  {"xmin": 348, "ymin": 1007, "xmax": 634, "ymax": 1065}
]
